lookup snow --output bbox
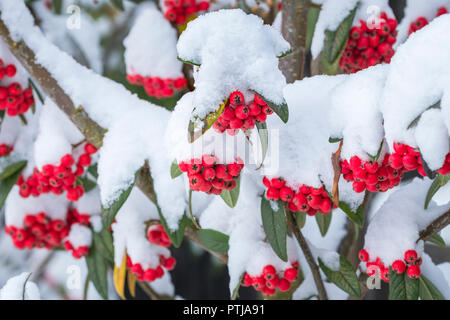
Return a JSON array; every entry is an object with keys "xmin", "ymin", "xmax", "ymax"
[
  {"xmin": 177, "ymin": 9, "xmax": 289, "ymax": 119},
  {"xmin": 421, "ymin": 253, "xmax": 450, "ymax": 299},
  {"xmin": 112, "ymin": 187, "xmax": 170, "ymax": 269},
  {"xmin": 380, "ymin": 15, "xmax": 450, "ymax": 154},
  {"xmin": 73, "ymin": 188, "xmax": 102, "ymax": 217},
  {"xmin": 66, "ymin": 223, "xmax": 92, "ymax": 248},
  {"xmin": 293, "ymin": 275, "xmax": 348, "ymax": 300},
  {"xmin": 124, "ymin": 5, "xmax": 183, "ymax": 79},
  {"xmin": 0, "ymin": 272, "xmax": 40, "ymax": 300},
  {"xmin": 363, "ymin": 177, "xmax": 450, "ymax": 266}
]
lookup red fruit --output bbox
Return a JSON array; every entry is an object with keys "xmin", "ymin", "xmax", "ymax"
[
  {"xmin": 78, "ymin": 154, "xmax": 91, "ymax": 167},
  {"xmin": 392, "ymin": 260, "xmax": 406, "ymax": 274},
  {"xmin": 262, "ymin": 105, "xmax": 273, "ymax": 115},
  {"xmin": 188, "ymin": 160, "xmax": 202, "ymax": 174},
  {"xmin": 378, "ymin": 22, "xmax": 391, "ymax": 36},
  {"xmin": 255, "ymin": 112, "xmax": 267, "ymax": 123},
  {"xmin": 5, "ymin": 64, "xmax": 16, "ymax": 77},
  {"xmin": 266, "ymin": 187, "xmax": 280, "ymax": 200},
  {"xmin": 248, "ymin": 101, "xmax": 261, "ymax": 116},
  {"xmin": 51, "ymin": 219, "xmax": 65, "ymax": 232},
  {"xmin": 389, "ymin": 154, "xmax": 404, "ymax": 169},
  {"xmin": 197, "ymin": 1, "xmax": 209, "ymax": 11},
  {"xmin": 299, "ymin": 185, "xmax": 310, "ymax": 194},
  {"xmin": 404, "ymin": 250, "xmax": 417, "ymax": 263},
  {"xmin": 406, "ymin": 265, "xmax": 421, "ymax": 279},
  {"xmin": 229, "ymin": 91, "xmax": 244, "ymax": 106},
  {"xmin": 284, "ymin": 268, "xmax": 298, "ymax": 282},
  {"xmin": 279, "ymin": 187, "xmax": 294, "ymax": 202},
  {"xmin": 8, "ymin": 82, "xmax": 22, "ymax": 96},
  {"xmin": 162, "ymin": 256, "xmax": 176, "ymax": 270},
  {"xmin": 357, "ymin": 36, "xmax": 369, "ymax": 50},
  {"xmin": 215, "ymin": 165, "xmax": 231, "ymax": 180},
  {"xmin": 202, "ymin": 155, "xmax": 217, "ymax": 167},
  {"xmin": 437, "ymin": 6, "xmax": 448, "ymax": 16},
  {"xmin": 402, "ymin": 155, "xmax": 418, "ymax": 170},
  {"xmin": 353, "ymin": 181, "xmax": 366, "ymax": 193},
  {"xmin": 319, "ymin": 198, "xmax": 332, "ymax": 213},
  {"xmin": 278, "ymin": 278, "xmax": 291, "ymax": 292},
  {"xmin": 306, "ymin": 194, "xmax": 322, "ymax": 209},
  {"xmin": 270, "ymin": 178, "xmax": 285, "ymax": 189},
  {"xmin": 164, "ymin": 8, "xmax": 178, "ymax": 22},
  {"xmin": 202, "ymin": 167, "xmax": 215, "ymax": 181},
  {"xmin": 67, "ymin": 187, "xmax": 80, "ymax": 201},
  {"xmin": 254, "ymin": 94, "xmax": 266, "ymax": 106},
  {"xmin": 235, "ymin": 105, "xmax": 249, "ymax": 120},
  {"xmin": 359, "ymin": 249, "xmax": 369, "ymax": 262},
  {"xmin": 262, "ymin": 176, "xmax": 271, "ymax": 188},
  {"xmin": 262, "ymin": 265, "xmax": 276, "ymax": 280},
  {"xmin": 353, "ymin": 167, "xmax": 366, "ymax": 181},
  {"xmin": 211, "ymin": 178, "xmax": 224, "ymax": 190},
  {"xmin": 350, "ymin": 26, "xmax": 362, "ymax": 40},
  {"xmin": 292, "ymin": 192, "xmax": 307, "ymax": 207},
  {"xmin": 84, "ymin": 143, "xmax": 97, "ymax": 155},
  {"xmin": 178, "ymin": 161, "xmax": 188, "ymax": 172},
  {"xmin": 227, "ymin": 163, "xmax": 241, "ymax": 177},
  {"xmin": 229, "ymin": 118, "xmax": 243, "ymax": 129},
  {"xmin": 242, "ymin": 273, "xmax": 253, "ymax": 287},
  {"xmin": 364, "ymin": 161, "xmax": 379, "ymax": 174},
  {"xmin": 349, "ymin": 156, "xmax": 362, "ymax": 170},
  {"xmin": 189, "ymin": 174, "xmax": 204, "ymax": 190},
  {"xmin": 223, "ymin": 180, "xmax": 236, "ymax": 191},
  {"xmin": 222, "ymin": 106, "xmax": 235, "ymax": 121}
]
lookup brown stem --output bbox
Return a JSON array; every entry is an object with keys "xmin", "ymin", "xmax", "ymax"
[
  {"xmin": 286, "ymin": 210, "xmax": 328, "ymax": 300},
  {"xmin": 418, "ymin": 210, "xmax": 450, "ymax": 242},
  {"xmin": 331, "ymin": 140, "xmax": 343, "ymax": 207},
  {"xmin": 279, "ymin": 0, "xmax": 310, "ymax": 82}
]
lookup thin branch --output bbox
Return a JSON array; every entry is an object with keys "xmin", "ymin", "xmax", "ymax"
[
  {"xmin": 279, "ymin": 0, "xmax": 311, "ymax": 82},
  {"xmin": 331, "ymin": 140, "xmax": 343, "ymax": 207},
  {"xmin": 418, "ymin": 210, "xmax": 450, "ymax": 242},
  {"xmin": 285, "ymin": 210, "xmax": 328, "ymax": 300}
]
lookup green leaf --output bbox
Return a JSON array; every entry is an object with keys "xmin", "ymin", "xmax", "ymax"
[
  {"xmin": 220, "ymin": 177, "xmax": 240, "ymax": 208},
  {"xmin": 158, "ymin": 210, "xmax": 188, "ymax": 248},
  {"xmin": 101, "ymin": 172, "xmax": 137, "ymax": 228},
  {"xmin": 87, "ymin": 163, "xmax": 98, "ymax": 179},
  {"xmin": 427, "ymin": 233, "xmax": 446, "ymax": 247},
  {"xmin": 0, "ymin": 160, "xmax": 27, "ymax": 180},
  {"xmin": 388, "ymin": 268, "xmax": 419, "ymax": 300},
  {"xmin": 261, "ymin": 197, "xmax": 287, "ymax": 261},
  {"xmin": 253, "ymin": 92, "xmax": 289, "ymax": 123},
  {"xmin": 306, "ymin": 4, "xmax": 321, "ymax": 52},
  {"xmin": 425, "ymin": 174, "xmax": 449, "ymax": 209},
  {"xmin": 187, "ymin": 100, "xmax": 226, "ymax": 142},
  {"xmin": 85, "ymin": 240, "xmax": 109, "ymax": 299},
  {"xmin": 419, "ymin": 275, "xmax": 445, "ymax": 300},
  {"xmin": 367, "ymin": 140, "xmax": 383, "ymax": 162},
  {"xmin": 315, "ymin": 212, "xmax": 332, "ymax": 236},
  {"xmin": 318, "ymin": 255, "xmax": 361, "ymax": 297},
  {"xmin": 170, "ymin": 160, "xmax": 183, "ymax": 179},
  {"xmin": 338, "ymin": 201, "xmax": 364, "ymax": 227},
  {"xmin": 197, "ymin": 229, "xmax": 230, "ymax": 253},
  {"xmin": 28, "ymin": 79, "xmax": 44, "ymax": 105},
  {"xmin": 324, "ymin": 7, "xmax": 357, "ymax": 63},
  {"xmin": 93, "ymin": 228, "xmax": 114, "ymax": 265},
  {"xmin": 231, "ymin": 273, "xmax": 244, "ymax": 300},
  {"xmin": 256, "ymin": 122, "xmax": 268, "ymax": 168},
  {"xmin": 177, "ymin": 57, "xmax": 201, "ymax": 66},
  {"xmin": 110, "ymin": 0, "xmax": 124, "ymax": 10},
  {"xmin": 328, "ymin": 137, "xmax": 343, "ymax": 143},
  {"xmin": 51, "ymin": 0, "xmax": 62, "ymax": 14},
  {"xmin": 0, "ymin": 161, "xmax": 27, "ymax": 210},
  {"xmin": 295, "ymin": 210, "xmax": 307, "ymax": 229},
  {"xmin": 79, "ymin": 177, "xmax": 97, "ymax": 193}
]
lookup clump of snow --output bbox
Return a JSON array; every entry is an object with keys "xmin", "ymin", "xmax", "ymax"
[
  {"xmin": 66, "ymin": 223, "xmax": 92, "ymax": 248},
  {"xmin": 0, "ymin": 272, "xmax": 40, "ymax": 300},
  {"xmin": 73, "ymin": 188, "xmax": 102, "ymax": 217},
  {"xmin": 112, "ymin": 188, "xmax": 170, "ymax": 268},
  {"xmin": 177, "ymin": 9, "xmax": 289, "ymax": 119},
  {"xmin": 364, "ymin": 177, "xmax": 450, "ymax": 266},
  {"xmin": 329, "ymin": 64, "xmax": 388, "ymax": 160},
  {"xmin": 124, "ymin": 6, "xmax": 183, "ymax": 79}
]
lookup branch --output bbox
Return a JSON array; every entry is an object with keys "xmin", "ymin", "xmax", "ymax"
[
  {"xmin": 331, "ymin": 140, "xmax": 343, "ymax": 207},
  {"xmin": 418, "ymin": 210, "xmax": 450, "ymax": 242},
  {"xmin": 0, "ymin": 13, "xmax": 229, "ymax": 266},
  {"xmin": 285, "ymin": 210, "xmax": 328, "ymax": 300},
  {"xmin": 279, "ymin": 0, "xmax": 310, "ymax": 82}
]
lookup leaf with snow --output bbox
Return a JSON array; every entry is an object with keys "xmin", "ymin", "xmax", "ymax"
[
  {"xmin": 318, "ymin": 255, "xmax": 361, "ymax": 297},
  {"xmin": 101, "ymin": 174, "xmax": 135, "ymax": 228},
  {"xmin": 0, "ymin": 161, "xmax": 27, "ymax": 210},
  {"xmin": 261, "ymin": 197, "xmax": 287, "ymax": 262},
  {"xmin": 159, "ymin": 210, "xmax": 188, "ymax": 248}
]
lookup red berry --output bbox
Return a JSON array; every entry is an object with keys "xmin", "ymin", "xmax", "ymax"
[
  {"xmin": 404, "ymin": 250, "xmax": 417, "ymax": 263},
  {"xmin": 229, "ymin": 91, "xmax": 244, "ymax": 106},
  {"xmin": 78, "ymin": 153, "xmax": 91, "ymax": 167},
  {"xmin": 279, "ymin": 187, "xmax": 294, "ymax": 202},
  {"xmin": 278, "ymin": 278, "xmax": 291, "ymax": 292},
  {"xmin": 406, "ymin": 265, "xmax": 421, "ymax": 279},
  {"xmin": 235, "ymin": 105, "xmax": 249, "ymax": 120},
  {"xmin": 262, "ymin": 265, "xmax": 276, "ymax": 279},
  {"xmin": 266, "ymin": 187, "xmax": 280, "ymax": 200},
  {"xmin": 358, "ymin": 249, "xmax": 369, "ymax": 262},
  {"xmin": 84, "ymin": 143, "xmax": 97, "ymax": 155},
  {"xmin": 392, "ymin": 260, "xmax": 406, "ymax": 274},
  {"xmin": 284, "ymin": 268, "xmax": 298, "ymax": 282}
]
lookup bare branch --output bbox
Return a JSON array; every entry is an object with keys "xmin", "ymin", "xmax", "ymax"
[
  {"xmin": 331, "ymin": 140, "xmax": 343, "ymax": 207},
  {"xmin": 418, "ymin": 210, "xmax": 450, "ymax": 243}
]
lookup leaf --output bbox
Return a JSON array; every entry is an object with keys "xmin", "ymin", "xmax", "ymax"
[
  {"xmin": 419, "ymin": 153, "xmax": 436, "ymax": 180},
  {"xmin": 21, "ymin": 272, "xmax": 33, "ymax": 300},
  {"xmin": 315, "ymin": 212, "xmax": 332, "ymax": 236},
  {"xmin": 93, "ymin": 228, "xmax": 114, "ymax": 265},
  {"xmin": 328, "ymin": 137, "xmax": 343, "ymax": 143},
  {"xmin": 306, "ymin": 4, "xmax": 321, "ymax": 52},
  {"xmin": 295, "ymin": 210, "xmax": 307, "ymax": 229},
  {"xmin": 0, "ymin": 160, "xmax": 27, "ymax": 180},
  {"xmin": 261, "ymin": 197, "xmax": 287, "ymax": 261},
  {"xmin": 187, "ymin": 100, "xmax": 226, "ymax": 142},
  {"xmin": 197, "ymin": 229, "xmax": 230, "ymax": 253},
  {"xmin": 51, "ymin": 0, "xmax": 62, "ymax": 14},
  {"xmin": 177, "ymin": 57, "xmax": 201, "ymax": 66},
  {"xmin": 127, "ymin": 271, "xmax": 137, "ymax": 298},
  {"xmin": 79, "ymin": 177, "xmax": 97, "ymax": 193},
  {"xmin": 427, "ymin": 233, "xmax": 446, "ymax": 247},
  {"xmin": 85, "ymin": 241, "xmax": 109, "ymax": 299},
  {"xmin": 0, "ymin": 161, "xmax": 27, "ymax": 211},
  {"xmin": 87, "ymin": 163, "xmax": 98, "ymax": 179},
  {"xmin": 256, "ymin": 122, "xmax": 268, "ymax": 168},
  {"xmin": 338, "ymin": 201, "xmax": 364, "ymax": 227},
  {"xmin": 170, "ymin": 160, "xmax": 183, "ymax": 179},
  {"xmin": 324, "ymin": 7, "xmax": 357, "ymax": 63},
  {"xmin": 111, "ymin": 0, "xmax": 124, "ymax": 10},
  {"xmin": 419, "ymin": 275, "xmax": 445, "ymax": 300},
  {"xmin": 367, "ymin": 140, "xmax": 383, "ymax": 162},
  {"xmin": 113, "ymin": 252, "xmax": 127, "ymax": 300},
  {"xmin": 158, "ymin": 210, "xmax": 188, "ymax": 248},
  {"xmin": 318, "ymin": 256, "xmax": 361, "ymax": 297},
  {"xmin": 28, "ymin": 79, "xmax": 44, "ymax": 104},
  {"xmin": 254, "ymin": 92, "xmax": 289, "ymax": 123},
  {"xmin": 231, "ymin": 273, "xmax": 244, "ymax": 300},
  {"xmin": 101, "ymin": 172, "xmax": 137, "ymax": 228},
  {"xmin": 277, "ymin": 49, "xmax": 293, "ymax": 59},
  {"xmin": 388, "ymin": 268, "xmax": 419, "ymax": 300},
  {"xmin": 220, "ymin": 177, "xmax": 240, "ymax": 208},
  {"xmin": 425, "ymin": 174, "xmax": 449, "ymax": 209}
]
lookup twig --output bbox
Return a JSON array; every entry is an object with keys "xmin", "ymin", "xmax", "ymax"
[
  {"xmin": 136, "ymin": 280, "xmax": 172, "ymax": 300},
  {"xmin": 188, "ymin": 189, "xmax": 201, "ymax": 230},
  {"xmin": 418, "ymin": 210, "xmax": 450, "ymax": 242},
  {"xmin": 285, "ymin": 210, "xmax": 328, "ymax": 300},
  {"xmin": 83, "ymin": 275, "xmax": 90, "ymax": 300},
  {"xmin": 22, "ymin": 272, "xmax": 32, "ymax": 300},
  {"xmin": 331, "ymin": 140, "xmax": 343, "ymax": 207}
]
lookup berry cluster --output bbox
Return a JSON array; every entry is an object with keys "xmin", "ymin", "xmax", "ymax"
[
  {"xmin": 16, "ymin": 143, "xmax": 97, "ymax": 201},
  {"xmin": 359, "ymin": 249, "xmax": 421, "ymax": 282},
  {"xmin": 163, "ymin": 0, "xmax": 209, "ymax": 25},
  {"xmin": 263, "ymin": 177, "xmax": 334, "ymax": 216},
  {"xmin": 213, "ymin": 91, "xmax": 273, "ymax": 136},
  {"xmin": 126, "ymin": 74, "xmax": 187, "ymax": 99},
  {"xmin": 0, "ymin": 144, "xmax": 13, "ymax": 157},
  {"xmin": 241, "ymin": 262, "xmax": 300, "ymax": 296},
  {"xmin": 389, "ymin": 143, "xmax": 450, "ymax": 177},
  {"xmin": 340, "ymin": 13, "xmax": 397, "ymax": 73},
  {"xmin": 178, "ymin": 155, "xmax": 243, "ymax": 194},
  {"xmin": 409, "ymin": 7, "xmax": 448, "ymax": 35},
  {"xmin": 0, "ymin": 82, "xmax": 34, "ymax": 117},
  {"xmin": 341, "ymin": 154, "xmax": 402, "ymax": 193},
  {"xmin": 126, "ymin": 224, "xmax": 176, "ymax": 282},
  {"xmin": 63, "ymin": 209, "xmax": 92, "ymax": 259}
]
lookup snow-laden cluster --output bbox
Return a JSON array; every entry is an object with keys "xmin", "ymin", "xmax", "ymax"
[
  {"xmin": 124, "ymin": 5, "xmax": 183, "ymax": 79},
  {"xmin": 177, "ymin": 9, "xmax": 289, "ymax": 119},
  {"xmin": 0, "ymin": 272, "xmax": 40, "ymax": 300}
]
